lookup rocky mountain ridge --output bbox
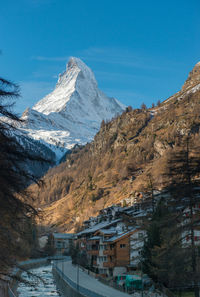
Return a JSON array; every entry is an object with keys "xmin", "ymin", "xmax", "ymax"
[{"xmin": 182, "ymin": 61, "xmax": 200, "ymax": 91}]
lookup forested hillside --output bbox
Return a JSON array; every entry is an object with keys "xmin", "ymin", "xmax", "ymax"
[{"xmin": 30, "ymin": 62, "xmax": 200, "ymax": 232}]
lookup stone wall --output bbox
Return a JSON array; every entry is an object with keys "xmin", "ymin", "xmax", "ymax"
[{"xmin": 53, "ymin": 267, "xmax": 84, "ymax": 297}]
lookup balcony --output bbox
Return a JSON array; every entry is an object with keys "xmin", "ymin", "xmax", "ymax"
[
  {"xmin": 103, "ymin": 249, "xmax": 115, "ymax": 256},
  {"xmin": 88, "ymin": 250, "xmax": 99, "ymax": 256},
  {"xmin": 103, "ymin": 262, "xmax": 115, "ymax": 268},
  {"xmin": 89, "ymin": 240, "xmax": 99, "ymax": 245}
]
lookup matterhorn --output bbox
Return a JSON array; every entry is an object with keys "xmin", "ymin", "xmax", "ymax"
[{"xmin": 17, "ymin": 57, "xmax": 125, "ymax": 162}]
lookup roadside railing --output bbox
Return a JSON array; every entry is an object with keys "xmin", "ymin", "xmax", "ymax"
[
  {"xmin": 53, "ymin": 260, "xmax": 107, "ymax": 297},
  {"xmin": 8, "ymin": 285, "xmax": 17, "ymax": 297}
]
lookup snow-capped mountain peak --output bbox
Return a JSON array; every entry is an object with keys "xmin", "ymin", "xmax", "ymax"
[
  {"xmin": 18, "ymin": 57, "xmax": 125, "ymax": 161},
  {"xmin": 32, "ymin": 57, "xmax": 98, "ymax": 115}
]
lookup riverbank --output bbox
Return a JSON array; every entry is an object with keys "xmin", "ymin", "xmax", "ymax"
[
  {"xmin": 3, "ymin": 257, "xmax": 63, "ymax": 297},
  {"xmin": 7, "ymin": 257, "xmax": 54, "ymax": 297},
  {"xmin": 0, "ymin": 259, "xmax": 50, "ymax": 297},
  {"xmin": 17, "ymin": 264, "xmax": 62, "ymax": 297}
]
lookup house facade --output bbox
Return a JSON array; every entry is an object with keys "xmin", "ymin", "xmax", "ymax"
[
  {"xmin": 74, "ymin": 203, "xmax": 149, "ymax": 277},
  {"xmin": 51, "ymin": 233, "xmax": 74, "ymax": 255},
  {"xmin": 77, "ymin": 220, "xmax": 144, "ymax": 277}
]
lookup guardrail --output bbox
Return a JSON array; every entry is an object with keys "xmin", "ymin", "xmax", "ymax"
[
  {"xmin": 8, "ymin": 285, "xmax": 17, "ymax": 297},
  {"xmin": 53, "ymin": 261, "xmax": 106, "ymax": 297}
]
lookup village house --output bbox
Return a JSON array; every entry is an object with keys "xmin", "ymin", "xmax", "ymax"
[
  {"xmin": 76, "ymin": 218, "xmax": 121, "ymax": 250},
  {"xmin": 86, "ymin": 226, "xmax": 145, "ymax": 277},
  {"xmin": 182, "ymin": 228, "xmax": 200, "ymax": 246},
  {"xmin": 50, "ymin": 233, "xmax": 74, "ymax": 255},
  {"xmin": 73, "ymin": 202, "xmax": 152, "ymax": 278},
  {"xmin": 130, "ymin": 228, "xmax": 146, "ymax": 267},
  {"xmin": 177, "ymin": 201, "xmax": 200, "ymax": 247},
  {"xmin": 73, "ymin": 190, "xmax": 200, "ymax": 280}
]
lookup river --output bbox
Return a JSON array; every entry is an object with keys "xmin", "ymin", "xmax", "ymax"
[{"xmin": 17, "ymin": 264, "xmax": 63, "ymax": 297}]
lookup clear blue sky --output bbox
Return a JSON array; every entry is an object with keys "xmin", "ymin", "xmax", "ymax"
[{"xmin": 1, "ymin": 0, "xmax": 200, "ymax": 114}]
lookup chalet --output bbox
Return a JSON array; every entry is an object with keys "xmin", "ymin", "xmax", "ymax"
[
  {"xmin": 182, "ymin": 228, "xmax": 200, "ymax": 247},
  {"xmin": 75, "ymin": 219, "xmax": 121, "ymax": 251},
  {"xmin": 101, "ymin": 229, "xmax": 135, "ymax": 277},
  {"xmin": 74, "ymin": 202, "xmax": 149, "ymax": 277},
  {"xmin": 86, "ymin": 227, "xmax": 144, "ymax": 277},
  {"xmin": 76, "ymin": 219, "xmax": 121, "ymax": 239},
  {"xmin": 87, "ymin": 228, "xmax": 117, "ymax": 276},
  {"xmin": 180, "ymin": 204, "xmax": 200, "ymax": 247}
]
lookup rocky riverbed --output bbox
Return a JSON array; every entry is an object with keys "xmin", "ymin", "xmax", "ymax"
[{"xmin": 17, "ymin": 264, "xmax": 63, "ymax": 297}]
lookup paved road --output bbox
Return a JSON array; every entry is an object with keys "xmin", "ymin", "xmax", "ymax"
[{"xmin": 56, "ymin": 260, "xmax": 131, "ymax": 297}]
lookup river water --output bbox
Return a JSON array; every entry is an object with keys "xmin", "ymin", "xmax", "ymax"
[{"xmin": 17, "ymin": 264, "xmax": 63, "ymax": 297}]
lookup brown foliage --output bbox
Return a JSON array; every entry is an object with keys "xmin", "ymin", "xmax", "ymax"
[{"xmin": 29, "ymin": 86, "xmax": 200, "ymax": 232}]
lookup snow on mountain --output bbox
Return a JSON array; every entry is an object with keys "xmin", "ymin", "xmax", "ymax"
[{"xmin": 18, "ymin": 57, "xmax": 125, "ymax": 161}]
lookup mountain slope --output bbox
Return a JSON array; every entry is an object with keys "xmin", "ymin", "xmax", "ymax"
[
  {"xmin": 30, "ymin": 62, "xmax": 200, "ymax": 232},
  {"xmin": 18, "ymin": 57, "xmax": 125, "ymax": 161}
]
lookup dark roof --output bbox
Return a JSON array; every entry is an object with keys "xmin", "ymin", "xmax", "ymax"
[
  {"xmin": 76, "ymin": 219, "xmax": 121, "ymax": 236},
  {"xmin": 104, "ymin": 228, "xmax": 138, "ymax": 243},
  {"xmin": 53, "ymin": 233, "xmax": 74, "ymax": 239}
]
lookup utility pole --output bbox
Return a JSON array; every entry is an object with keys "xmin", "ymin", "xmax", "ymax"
[
  {"xmin": 141, "ymin": 261, "xmax": 144, "ymax": 297},
  {"xmin": 77, "ymin": 263, "xmax": 79, "ymax": 292},
  {"xmin": 62, "ymin": 259, "xmax": 64, "ymax": 277}
]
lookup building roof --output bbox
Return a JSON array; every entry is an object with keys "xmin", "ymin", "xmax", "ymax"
[
  {"xmin": 76, "ymin": 219, "xmax": 121, "ymax": 236},
  {"xmin": 88, "ymin": 236, "xmax": 101, "ymax": 240},
  {"xmin": 104, "ymin": 228, "xmax": 138, "ymax": 243},
  {"xmin": 98, "ymin": 229, "xmax": 117, "ymax": 235},
  {"xmin": 134, "ymin": 211, "xmax": 147, "ymax": 218},
  {"xmin": 53, "ymin": 233, "xmax": 74, "ymax": 239}
]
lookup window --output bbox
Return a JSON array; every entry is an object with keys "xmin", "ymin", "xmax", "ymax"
[
  {"xmin": 138, "ymin": 233, "xmax": 143, "ymax": 239},
  {"xmin": 120, "ymin": 244, "xmax": 126, "ymax": 248},
  {"xmin": 56, "ymin": 241, "xmax": 62, "ymax": 248},
  {"xmin": 100, "ymin": 269, "xmax": 107, "ymax": 274}
]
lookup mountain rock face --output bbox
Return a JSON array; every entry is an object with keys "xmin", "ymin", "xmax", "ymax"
[
  {"xmin": 182, "ymin": 62, "xmax": 200, "ymax": 91},
  {"xmin": 19, "ymin": 57, "xmax": 125, "ymax": 161},
  {"xmin": 29, "ymin": 62, "xmax": 200, "ymax": 232}
]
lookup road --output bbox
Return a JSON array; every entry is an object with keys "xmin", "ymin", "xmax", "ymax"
[{"xmin": 56, "ymin": 260, "xmax": 131, "ymax": 297}]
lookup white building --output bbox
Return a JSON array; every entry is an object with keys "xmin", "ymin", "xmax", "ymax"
[{"xmin": 130, "ymin": 229, "xmax": 146, "ymax": 268}]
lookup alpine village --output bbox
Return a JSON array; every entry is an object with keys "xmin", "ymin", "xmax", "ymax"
[{"xmin": 1, "ymin": 58, "xmax": 200, "ymax": 297}]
